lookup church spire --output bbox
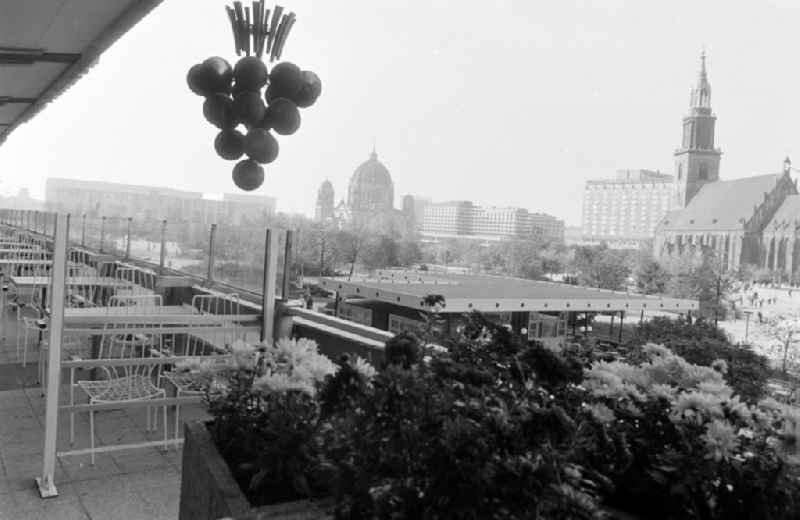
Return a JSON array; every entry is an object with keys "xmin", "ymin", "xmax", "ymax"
[{"xmin": 691, "ymin": 49, "xmax": 711, "ymax": 110}]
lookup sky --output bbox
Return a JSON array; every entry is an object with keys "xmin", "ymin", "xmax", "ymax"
[{"xmin": 1, "ymin": 0, "xmax": 799, "ymax": 226}]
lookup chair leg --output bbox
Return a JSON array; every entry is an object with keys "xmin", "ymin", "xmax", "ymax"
[
  {"xmin": 163, "ymin": 404, "xmax": 168, "ymax": 450},
  {"xmin": 175, "ymin": 404, "xmax": 180, "ymax": 442},
  {"xmin": 89, "ymin": 409, "xmax": 95, "ymax": 466}
]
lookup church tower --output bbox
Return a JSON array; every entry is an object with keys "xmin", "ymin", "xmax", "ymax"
[{"xmin": 674, "ymin": 51, "xmax": 722, "ymax": 207}]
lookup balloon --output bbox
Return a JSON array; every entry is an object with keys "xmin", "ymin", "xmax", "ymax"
[
  {"xmin": 234, "ymin": 56, "xmax": 268, "ymax": 91},
  {"xmin": 214, "ymin": 129, "xmax": 245, "ymax": 160},
  {"xmin": 244, "ymin": 129, "xmax": 279, "ymax": 164},
  {"xmin": 293, "ymin": 70, "xmax": 322, "ymax": 108},
  {"xmin": 202, "ymin": 57, "xmax": 233, "ymax": 93},
  {"xmin": 187, "ymin": 64, "xmax": 212, "ymax": 96},
  {"xmin": 232, "ymin": 159, "xmax": 265, "ymax": 191},
  {"xmin": 268, "ymin": 62, "xmax": 303, "ymax": 99},
  {"xmin": 264, "ymin": 83, "xmax": 278, "ymax": 106},
  {"xmin": 263, "ymin": 98, "xmax": 301, "ymax": 136},
  {"xmin": 203, "ymin": 93, "xmax": 236, "ymax": 129},
  {"xmin": 232, "ymin": 91, "xmax": 266, "ymax": 127}
]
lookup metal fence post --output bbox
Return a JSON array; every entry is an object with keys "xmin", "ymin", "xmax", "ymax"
[
  {"xmin": 207, "ymin": 224, "xmax": 217, "ymax": 282},
  {"xmin": 282, "ymin": 230, "xmax": 293, "ymax": 300},
  {"xmin": 125, "ymin": 217, "xmax": 133, "ymax": 260},
  {"xmin": 159, "ymin": 219, "xmax": 167, "ymax": 275},
  {"xmin": 261, "ymin": 228, "xmax": 279, "ymax": 343},
  {"xmin": 37, "ymin": 213, "xmax": 68, "ymax": 498},
  {"xmin": 99, "ymin": 216, "xmax": 106, "ymax": 253},
  {"xmin": 81, "ymin": 215, "xmax": 86, "ymax": 247}
]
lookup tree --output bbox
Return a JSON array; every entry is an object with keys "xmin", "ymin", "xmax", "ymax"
[
  {"xmin": 571, "ymin": 245, "xmax": 631, "ymax": 291},
  {"xmin": 635, "ymin": 257, "xmax": 670, "ymax": 294},
  {"xmin": 763, "ymin": 312, "xmax": 800, "ymax": 373}
]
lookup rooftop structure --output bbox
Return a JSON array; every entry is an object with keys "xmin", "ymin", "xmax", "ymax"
[
  {"xmin": 0, "ymin": 1, "xmax": 164, "ymax": 146},
  {"xmin": 322, "ymin": 271, "xmax": 697, "ymax": 314}
]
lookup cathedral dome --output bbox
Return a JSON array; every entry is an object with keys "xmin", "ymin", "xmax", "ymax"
[{"xmin": 347, "ymin": 150, "xmax": 394, "ymax": 213}]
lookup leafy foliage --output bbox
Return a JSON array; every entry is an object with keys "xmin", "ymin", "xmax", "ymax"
[
  {"xmin": 627, "ymin": 317, "xmax": 770, "ymax": 403},
  {"xmin": 194, "ymin": 316, "xmax": 799, "ymax": 519},
  {"xmin": 571, "ymin": 245, "xmax": 632, "ymax": 291}
]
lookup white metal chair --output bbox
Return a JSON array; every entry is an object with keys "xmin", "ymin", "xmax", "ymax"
[
  {"xmin": 69, "ymin": 293, "xmax": 168, "ymax": 464},
  {"xmin": 160, "ymin": 293, "xmax": 241, "ymax": 439}
]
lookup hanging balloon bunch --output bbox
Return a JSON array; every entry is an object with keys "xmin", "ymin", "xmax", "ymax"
[{"xmin": 186, "ymin": 2, "xmax": 322, "ymax": 191}]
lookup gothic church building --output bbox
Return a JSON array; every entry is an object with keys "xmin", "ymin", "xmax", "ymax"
[{"xmin": 654, "ymin": 53, "xmax": 800, "ymax": 276}]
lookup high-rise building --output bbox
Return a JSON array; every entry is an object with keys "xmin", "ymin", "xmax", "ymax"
[
  {"xmin": 528, "ymin": 213, "xmax": 566, "ymax": 243},
  {"xmin": 582, "ymin": 169, "xmax": 675, "ymax": 241},
  {"xmin": 419, "ymin": 201, "xmax": 564, "ymax": 242}
]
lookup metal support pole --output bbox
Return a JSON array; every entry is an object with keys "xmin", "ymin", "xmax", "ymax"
[
  {"xmin": 80, "ymin": 215, "xmax": 86, "ymax": 247},
  {"xmin": 282, "ymin": 230, "xmax": 293, "ymax": 301},
  {"xmin": 639, "ymin": 309, "xmax": 644, "ymax": 326},
  {"xmin": 320, "ymin": 236, "xmax": 325, "ymax": 276},
  {"xmin": 260, "ymin": 228, "xmax": 279, "ymax": 342},
  {"xmin": 207, "ymin": 224, "xmax": 217, "ymax": 282},
  {"xmin": 158, "ymin": 220, "xmax": 167, "ymax": 275},
  {"xmin": 99, "ymin": 217, "xmax": 106, "ymax": 254},
  {"xmin": 745, "ymin": 312, "xmax": 751, "ymax": 342},
  {"xmin": 125, "ymin": 217, "xmax": 132, "ymax": 260},
  {"xmin": 37, "ymin": 213, "xmax": 68, "ymax": 498},
  {"xmin": 610, "ymin": 314, "xmax": 615, "ymax": 339},
  {"xmin": 618, "ymin": 311, "xmax": 624, "ymax": 343}
]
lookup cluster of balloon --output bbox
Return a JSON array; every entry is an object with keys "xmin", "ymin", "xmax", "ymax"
[{"xmin": 186, "ymin": 2, "xmax": 321, "ymax": 191}]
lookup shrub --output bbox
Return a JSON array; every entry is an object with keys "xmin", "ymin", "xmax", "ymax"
[
  {"xmin": 627, "ymin": 317, "xmax": 770, "ymax": 402},
  {"xmin": 189, "ymin": 316, "xmax": 799, "ymax": 519}
]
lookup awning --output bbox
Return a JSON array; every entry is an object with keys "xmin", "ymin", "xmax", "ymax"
[{"xmin": 0, "ymin": 0, "xmax": 163, "ymax": 146}]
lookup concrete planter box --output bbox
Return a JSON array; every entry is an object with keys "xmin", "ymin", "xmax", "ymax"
[{"xmin": 179, "ymin": 421, "xmax": 330, "ymax": 520}]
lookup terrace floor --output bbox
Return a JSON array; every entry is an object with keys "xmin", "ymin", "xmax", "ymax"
[{"xmin": 0, "ymin": 306, "xmax": 209, "ymax": 519}]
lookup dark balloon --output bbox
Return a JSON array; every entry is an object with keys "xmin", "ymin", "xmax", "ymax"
[
  {"xmin": 232, "ymin": 91, "xmax": 266, "ymax": 127},
  {"xmin": 244, "ymin": 128, "xmax": 279, "ymax": 164},
  {"xmin": 268, "ymin": 62, "xmax": 303, "ymax": 99},
  {"xmin": 264, "ymin": 83, "xmax": 278, "ymax": 106},
  {"xmin": 214, "ymin": 129, "xmax": 246, "ymax": 160},
  {"xmin": 232, "ymin": 159, "xmax": 265, "ymax": 191},
  {"xmin": 293, "ymin": 70, "xmax": 322, "ymax": 108},
  {"xmin": 187, "ymin": 64, "xmax": 212, "ymax": 96},
  {"xmin": 202, "ymin": 57, "xmax": 233, "ymax": 93},
  {"xmin": 234, "ymin": 56, "xmax": 268, "ymax": 91},
  {"xmin": 203, "ymin": 93, "xmax": 236, "ymax": 129},
  {"xmin": 263, "ymin": 98, "xmax": 300, "ymax": 135}
]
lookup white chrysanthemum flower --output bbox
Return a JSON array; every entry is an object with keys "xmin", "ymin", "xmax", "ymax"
[
  {"xmin": 353, "ymin": 356, "xmax": 377, "ymax": 380},
  {"xmin": 253, "ymin": 372, "xmax": 315, "ymax": 397}
]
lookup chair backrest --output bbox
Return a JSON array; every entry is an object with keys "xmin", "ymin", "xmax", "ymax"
[
  {"xmin": 97, "ymin": 294, "xmax": 164, "ymax": 382},
  {"xmin": 185, "ymin": 294, "xmax": 241, "ymax": 356},
  {"xmin": 115, "ymin": 267, "xmax": 156, "ymax": 295}
]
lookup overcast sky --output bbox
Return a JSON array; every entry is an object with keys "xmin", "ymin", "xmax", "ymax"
[{"xmin": 0, "ymin": 0, "xmax": 799, "ymax": 226}]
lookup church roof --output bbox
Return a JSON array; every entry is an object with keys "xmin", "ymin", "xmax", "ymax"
[
  {"xmin": 766, "ymin": 194, "xmax": 800, "ymax": 230},
  {"xmin": 659, "ymin": 173, "xmax": 782, "ymax": 232}
]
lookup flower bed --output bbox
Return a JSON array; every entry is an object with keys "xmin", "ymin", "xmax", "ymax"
[{"xmin": 179, "ymin": 314, "xmax": 800, "ymax": 519}]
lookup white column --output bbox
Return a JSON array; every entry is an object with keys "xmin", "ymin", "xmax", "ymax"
[{"xmin": 38, "ymin": 213, "xmax": 68, "ymax": 498}]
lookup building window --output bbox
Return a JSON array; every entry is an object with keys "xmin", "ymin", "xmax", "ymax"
[
  {"xmin": 677, "ymin": 164, "xmax": 683, "ymax": 180},
  {"xmin": 699, "ymin": 163, "xmax": 709, "ymax": 180}
]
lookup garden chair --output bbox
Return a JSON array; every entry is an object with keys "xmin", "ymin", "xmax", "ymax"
[
  {"xmin": 69, "ymin": 293, "xmax": 168, "ymax": 464},
  {"xmin": 159, "ymin": 293, "xmax": 241, "ymax": 439}
]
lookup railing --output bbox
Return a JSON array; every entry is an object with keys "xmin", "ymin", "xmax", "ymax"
[{"xmin": 0, "ymin": 208, "xmax": 393, "ymax": 358}]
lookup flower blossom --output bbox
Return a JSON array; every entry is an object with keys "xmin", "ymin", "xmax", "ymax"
[
  {"xmin": 702, "ymin": 420, "xmax": 740, "ymax": 462},
  {"xmin": 352, "ymin": 356, "xmax": 377, "ymax": 381}
]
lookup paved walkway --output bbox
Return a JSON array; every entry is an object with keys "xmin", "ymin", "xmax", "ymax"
[{"xmin": 0, "ymin": 306, "xmax": 209, "ymax": 519}]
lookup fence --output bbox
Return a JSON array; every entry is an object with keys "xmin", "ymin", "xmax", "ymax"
[{"xmin": 0, "ymin": 209, "xmax": 302, "ymax": 300}]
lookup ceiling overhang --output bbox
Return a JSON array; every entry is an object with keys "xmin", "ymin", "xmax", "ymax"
[{"xmin": 0, "ymin": 0, "xmax": 164, "ymax": 146}]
